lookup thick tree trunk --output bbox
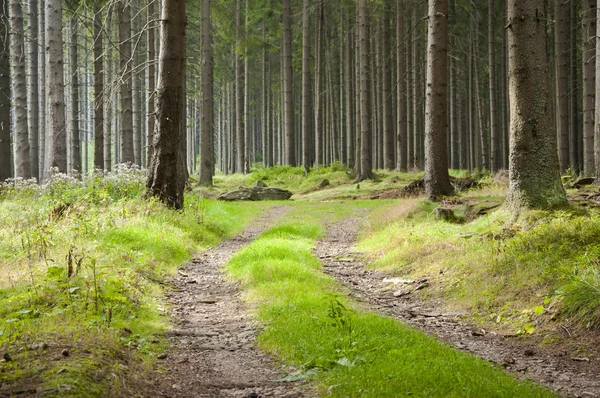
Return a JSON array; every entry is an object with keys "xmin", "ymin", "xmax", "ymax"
[
  {"xmin": 282, "ymin": 0, "xmax": 296, "ymax": 166},
  {"xmin": 93, "ymin": 2, "xmax": 104, "ymax": 170},
  {"xmin": 118, "ymin": 0, "xmax": 134, "ymax": 164},
  {"xmin": 301, "ymin": 0, "xmax": 311, "ymax": 171},
  {"xmin": 10, "ymin": 0, "xmax": 31, "ymax": 178},
  {"xmin": 199, "ymin": 0, "xmax": 213, "ymax": 186},
  {"xmin": 357, "ymin": 0, "xmax": 373, "ymax": 181},
  {"xmin": 44, "ymin": 0, "xmax": 67, "ymax": 178},
  {"xmin": 0, "ymin": 0, "xmax": 10, "ymax": 181},
  {"xmin": 506, "ymin": 0, "xmax": 567, "ymax": 210},
  {"xmin": 555, "ymin": 0, "xmax": 570, "ymax": 172},
  {"xmin": 28, "ymin": 0, "xmax": 39, "ymax": 180},
  {"xmin": 147, "ymin": 0, "xmax": 187, "ymax": 209},
  {"xmin": 583, "ymin": 0, "xmax": 596, "ymax": 176},
  {"xmin": 424, "ymin": 0, "xmax": 452, "ymax": 200},
  {"xmin": 68, "ymin": 14, "xmax": 81, "ymax": 175}
]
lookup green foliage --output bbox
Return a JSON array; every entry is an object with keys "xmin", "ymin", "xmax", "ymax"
[
  {"xmin": 226, "ymin": 221, "xmax": 553, "ymax": 397},
  {"xmin": 0, "ymin": 170, "xmax": 256, "ymax": 394}
]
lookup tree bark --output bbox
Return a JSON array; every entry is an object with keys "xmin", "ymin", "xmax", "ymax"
[
  {"xmin": 235, "ymin": 0, "xmax": 244, "ymax": 173},
  {"xmin": 28, "ymin": 0, "xmax": 39, "ymax": 180},
  {"xmin": 146, "ymin": 0, "xmax": 156, "ymax": 167},
  {"xmin": 44, "ymin": 0, "xmax": 67, "ymax": 178},
  {"xmin": 488, "ymin": 0, "xmax": 498, "ymax": 172},
  {"xmin": 199, "ymin": 0, "xmax": 213, "ymax": 186},
  {"xmin": 357, "ymin": 0, "xmax": 373, "ymax": 181},
  {"xmin": 383, "ymin": 1, "xmax": 394, "ymax": 170},
  {"xmin": 282, "ymin": 0, "xmax": 296, "ymax": 166},
  {"xmin": 118, "ymin": 0, "xmax": 134, "ymax": 164},
  {"xmin": 506, "ymin": 0, "xmax": 567, "ymax": 210},
  {"xmin": 93, "ymin": 1, "xmax": 104, "ymax": 170},
  {"xmin": 0, "ymin": 0, "xmax": 10, "ymax": 181},
  {"xmin": 314, "ymin": 1, "xmax": 323, "ymax": 166},
  {"xmin": 396, "ymin": 0, "xmax": 407, "ymax": 171},
  {"xmin": 555, "ymin": 0, "xmax": 570, "ymax": 172},
  {"xmin": 583, "ymin": 0, "xmax": 596, "ymax": 176},
  {"xmin": 68, "ymin": 13, "xmax": 81, "ymax": 175},
  {"xmin": 424, "ymin": 0, "xmax": 452, "ymax": 200},
  {"xmin": 147, "ymin": 0, "xmax": 187, "ymax": 209},
  {"xmin": 10, "ymin": 0, "xmax": 31, "ymax": 178},
  {"xmin": 301, "ymin": 0, "xmax": 311, "ymax": 171}
]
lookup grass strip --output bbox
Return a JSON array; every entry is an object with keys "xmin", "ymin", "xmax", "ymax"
[{"xmin": 227, "ymin": 221, "xmax": 555, "ymax": 397}]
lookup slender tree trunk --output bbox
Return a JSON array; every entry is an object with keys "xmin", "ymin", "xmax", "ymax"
[
  {"xmin": 0, "ymin": 0, "xmax": 10, "ymax": 181},
  {"xmin": 38, "ymin": 0, "xmax": 45, "ymax": 175},
  {"xmin": 346, "ymin": 12, "xmax": 355, "ymax": 169},
  {"xmin": 27, "ymin": 0, "xmax": 39, "ymax": 180},
  {"xmin": 569, "ymin": 0, "xmax": 580, "ymax": 172},
  {"xmin": 93, "ymin": 2, "xmax": 104, "ymax": 170},
  {"xmin": 584, "ymin": 0, "xmax": 596, "ymax": 176},
  {"xmin": 132, "ymin": 1, "xmax": 142, "ymax": 166},
  {"xmin": 411, "ymin": 6, "xmax": 419, "ymax": 170},
  {"xmin": 10, "ymin": 0, "xmax": 31, "ymax": 178},
  {"xmin": 555, "ymin": 0, "xmax": 570, "ymax": 172},
  {"xmin": 314, "ymin": 1, "xmax": 323, "ymax": 166},
  {"xmin": 383, "ymin": 1, "xmax": 394, "ymax": 170},
  {"xmin": 301, "ymin": 0, "xmax": 311, "ymax": 171},
  {"xmin": 44, "ymin": 0, "xmax": 67, "ymax": 178},
  {"xmin": 506, "ymin": 0, "xmax": 567, "ymax": 210},
  {"xmin": 199, "ymin": 0, "xmax": 213, "ymax": 186},
  {"xmin": 488, "ymin": 0, "xmax": 498, "ymax": 172},
  {"xmin": 396, "ymin": 0, "xmax": 406, "ymax": 171},
  {"xmin": 118, "ymin": 0, "xmax": 134, "ymax": 164},
  {"xmin": 235, "ymin": 0, "xmax": 244, "ymax": 173},
  {"xmin": 282, "ymin": 0, "xmax": 296, "ymax": 165},
  {"xmin": 146, "ymin": 0, "xmax": 156, "ymax": 167},
  {"xmin": 68, "ymin": 13, "xmax": 81, "ymax": 175},
  {"xmin": 147, "ymin": 0, "xmax": 186, "ymax": 209},
  {"xmin": 424, "ymin": 0, "xmax": 452, "ymax": 199},
  {"xmin": 244, "ymin": 0, "xmax": 250, "ymax": 171},
  {"xmin": 357, "ymin": 0, "xmax": 373, "ymax": 181}
]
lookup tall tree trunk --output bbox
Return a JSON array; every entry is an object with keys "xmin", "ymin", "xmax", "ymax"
[
  {"xmin": 199, "ymin": 0, "xmax": 213, "ymax": 186},
  {"xmin": 146, "ymin": 0, "xmax": 156, "ymax": 167},
  {"xmin": 383, "ymin": 1, "xmax": 394, "ymax": 170},
  {"xmin": 584, "ymin": 0, "xmax": 596, "ymax": 176},
  {"xmin": 506, "ymin": 0, "xmax": 567, "ymax": 210},
  {"xmin": 314, "ymin": 1, "xmax": 323, "ymax": 166},
  {"xmin": 488, "ymin": 0, "xmax": 498, "ymax": 172},
  {"xmin": 93, "ymin": 2, "xmax": 104, "ymax": 170},
  {"xmin": 28, "ymin": 0, "xmax": 39, "ymax": 180},
  {"xmin": 0, "ymin": 0, "xmax": 10, "ymax": 181},
  {"xmin": 424, "ymin": 0, "xmax": 452, "ymax": 199},
  {"xmin": 235, "ymin": 0, "xmax": 244, "ymax": 173},
  {"xmin": 118, "ymin": 0, "xmax": 134, "ymax": 164},
  {"xmin": 44, "ymin": 0, "xmax": 67, "ymax": 178},
  {"xmin": 357, "ymin": 0, "xmax": 373, "ymax": 181},
  {"xmin": 38, "ymin": 0, "xmax": 45, "ymax": 175},
  {"xmin": 10, "ymin": 0, "xmax": 31, "ymax": 178},
  {"xmin": 147, "ymin": 0, "xmax": 186, "ymax": 209},
  {"xmin": 301, "ymin": 0, "xmax": 311, "ymax": 171},
  {"xmin": 68, "ymin": 13, "xmax": 81, "ymax": 175},
  {"xmin": 132, "ymin": 1, "xmax": 142, "ymax": 166},
  {"xmin": 555, "ymin": 0, "xmax": 570, "ymax": 172},
  {"xmin": 569, "ymin": 0, "xmax": 580, "ymax": 173},
  {"xmin": 282, "ymin": 0, "xmax": 296, "ymax": 166},
  {"xmin": 396, "ymin": 0, "xmax": 407, "ymax": 171},
  {"xmin": 346, "ymin": 11, "xmax": 355, "ymax": 169}
]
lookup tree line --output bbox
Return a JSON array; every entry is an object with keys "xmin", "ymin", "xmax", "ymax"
[{"xmin": 0, "ymin": 0, "xmax": 588, "ymax": 209}]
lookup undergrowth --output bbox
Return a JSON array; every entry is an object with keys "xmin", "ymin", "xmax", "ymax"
[
  {"xmin": 227, "ymin": 220, "xmax": 553, "ymax": 397},
  {"xmin": 0, "ymin": 166, "xmax": 257, "ymax": 395}
]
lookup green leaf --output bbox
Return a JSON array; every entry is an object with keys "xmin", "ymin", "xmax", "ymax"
[
  {"xmin": 47, "ymin": 266, "xmax": 64, "ymax": 279},
  {"xmin": 534, "ymin": 306, "xmax": 544, "ymax": 315},
  {"xmin": 524, "ymin": 324, "xmax": 535, "ymax": 334}
]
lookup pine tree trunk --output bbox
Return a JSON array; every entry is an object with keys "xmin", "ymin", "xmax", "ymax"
[
  {"xmin": 314, "ymin": 1, "xmax": 323, "ymax": 167},
  {"xmin": 424, "ymin": 0, "xmax": 452, "ymax": 199},
  {"xmin": 301, "ymin": 0, "xmax": 311, "ymax": 171},
  {"xmin": 0, "ymin": 0, "xmax": 10, "ymax": 181},
  {"xmin": 346, "ymin": 11, "xmax": 355, "ymax": 169},
  {"xmin": 27, "ymin": 0, "xmax": 39, "ymax": 180},
  {"xmin": 396, "ymin": 0, "xmax": 406, "ymax": 171},
  {"xmin": 44, "ymin": 0, "xmax": 67, "ymax": 178},
  {"xmin": 132, "ymin": 0, "xmax": 142, "ymax": 166},
  {"xmin": 146, "ymin": 0, "xmax": 156, "ymax": 167},
  {"xmin": 506, "ymin": 0, "xmax": 567, "ymax": 210},
  {"xmin": 199, "ymin": 0, "xmax": 213, "ymax": 186},
  {"xmin": 282, "ymin": 0, "xmax": 296, "ymax": 166},
  {"xmin": 357, "ymin": 0, "xmax": 373, "ymax": 181},
  {"xmin": 555, "ymin": 0, "xmax": 570, "ymax": 172},
  {"xmin": 235, "ymin": 0, "xmax": 244, "ymax": 173},
  {"xmin": 583, "ymin": 0, "xmax": 596, "ymax": 177},
  {"xmin": 488, "ymin": 0, "xmax": 498, "ymax": 172},
  {"xmin": 10, "ymin": 0, "xmax": 31, "ymax": 178},
  {"xmin": 147, "ymin": 0, "xmax": 186, "ymax": 209},
  {"xmin": 118, "ymin": 0, "xmax": 134, "ymax": 164},
  {"xmin": 569, "ymin": 0, "xmax": 580, "ymax": 173},
  {"xmin": 383, "ymin": 1, "xmax": 394, "ymax": 170},
  {"xmin": 38, "ymin": 0, "xmax": 45, "ymax": 175},
  {"xmin": 68, "ymin": 13, "xmax": 81, "ymax": 175},
  {"xmin": 93, "ymin": 2, "xmax": 104, "ymax": 170}
]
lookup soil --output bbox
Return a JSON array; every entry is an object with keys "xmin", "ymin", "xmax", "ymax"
[
  {"xmin": 317, "ymin": 211, "xmax": 600, "ymax": 398},
  {"xmin": 147, "ymin": 205, "xmax": 313, "ymax": 398}
]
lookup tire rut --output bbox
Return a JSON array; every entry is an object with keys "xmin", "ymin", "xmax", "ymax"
[
  {"xmin": 150, "ymin": 205, "xmax": 310, "ymax": 398},
  {"xmin": 316, "ymin": 212, "xmax": 600, "ymax": 398}
]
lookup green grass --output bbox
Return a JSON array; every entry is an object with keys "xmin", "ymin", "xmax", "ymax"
[
  {"xmin": 226, "ymin": 220, "xmax": 554, "ymax": 397},
  {"xmin": 0, "ymin": 169, "xmax": 261, "ymax": 395}
]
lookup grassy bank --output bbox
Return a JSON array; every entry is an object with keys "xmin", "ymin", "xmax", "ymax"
[
  {"xmin": 0, "ymin": 168, "xmax": 259, "ymax": 395},
  {"xmin": 226, "ymin": 216, "xmax": 553, "ymax": 397}
]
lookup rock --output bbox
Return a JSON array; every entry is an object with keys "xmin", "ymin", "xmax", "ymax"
[
  {"xmin": 157, "ymin": 353, "xmax": 168, "ymax": 360},
  {"xmin": 246, "ymin": 392, "xmax": 260, "ymax": 398},
  {"xmin": 61, "ymin": 349, "xmax": 69, "ymax": 357},
  {"xmin": 524, "ymin": 349, "xmax": 535, "ymax": 357},
  {"xmin": 567, "ymin": 176, "xmax": 595, "ymax": 189},
  {"xmin": 218, "ymin": 187, "xmax": 293, "ymax": 201},
  {"xmin": 3, "ymin": 353, "xmax": 12, "ymax": 362},
  {"xmin": 319, "ymin": 179, "xmax": 330, "ymax": 188},
  {"xmin": 252, "ymin": 180, "xmax": 267, "ymax": 188},
  {"xmin": 502, "ymin": 356, "xmax": 516, "ymax": 365},
  {"xmin": 434, "ymin": 207, "xmax": 456, "ymax": 222}
]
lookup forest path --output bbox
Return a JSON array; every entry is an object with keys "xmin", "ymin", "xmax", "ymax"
[
  {"xmin": 317, "ymin": 211, "xmax": 600, "ymax": 398},
  {"xmin": 150, "ymin": 205, "xmax": 311, "ymax": 398}
]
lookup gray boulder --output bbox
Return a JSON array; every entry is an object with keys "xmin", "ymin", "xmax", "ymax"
[{"xmin": 218, "ymin": 186, "xmax": 293, "ymax": 201}]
